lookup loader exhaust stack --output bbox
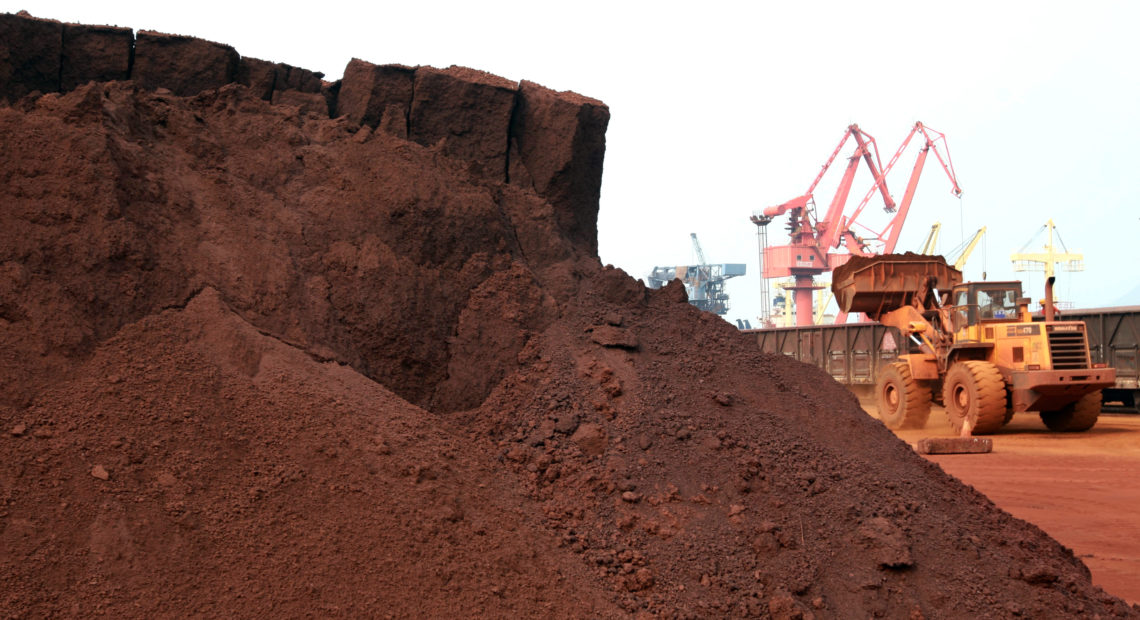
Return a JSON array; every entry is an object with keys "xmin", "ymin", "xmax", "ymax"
[{"xmin": 1044, "ymin": 276, "xmax": 1056, "ymax": 322}]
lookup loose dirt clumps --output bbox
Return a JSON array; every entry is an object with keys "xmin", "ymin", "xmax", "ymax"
[
  {"xmin": 1, "ymin": 12, "xmax": 1138, "ymax": 619},
  {"xmin": 463, "ymin": 267, "xmax": 1136, "ymax": 617}
]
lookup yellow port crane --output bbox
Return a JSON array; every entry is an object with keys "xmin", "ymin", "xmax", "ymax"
[
  {"xmin": 1011, "ymin": 219, "xmax": 1083, "ymax": 279},
  {"xmin": 1011, "ymin": 219, "xmax": 1082, "ymax": 310},
  {"xmin": 920, "ymin": 223, "xmax": 986, "ymax": 273},
  {"xmin": 951, "ymin": 227, "xmax": 986, "ymax": 271},
  {"xmin": 919, "ymin": 223, "xmax": 942, "ymax": 255}
]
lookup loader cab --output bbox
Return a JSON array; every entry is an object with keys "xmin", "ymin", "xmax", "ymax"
[{"xmin": 949, "ymin": 282, "xmax": 1023, "ymax": 335}]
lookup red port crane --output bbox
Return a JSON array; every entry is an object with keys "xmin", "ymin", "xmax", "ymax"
[{"xmin": 753, "ymin": 122, "xmax": 961, "ymax": 325}]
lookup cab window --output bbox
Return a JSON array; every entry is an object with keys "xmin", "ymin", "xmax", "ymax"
[
  {"xmin": 951, "ymin": 289, "xmax": 970, "ymax": 330},
  {"xmin": 978, "ymin": 287, "xmax": 1018, "ymax": 320}
]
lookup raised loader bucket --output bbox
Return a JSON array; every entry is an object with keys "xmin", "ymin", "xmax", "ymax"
[{"xmin": 831, "ymin": 253, "xmax": 963, "ymax": 315}]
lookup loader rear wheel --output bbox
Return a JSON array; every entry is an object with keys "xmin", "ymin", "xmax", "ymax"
[
  {"xmin": 1040, "ymin": 390, "xmax": 1102, "ymax": 432},
  {"xmin": 942, "ymin": 361, "xmax": 1007, "ymax": 435},
  {"xmin": 875, "ymin": 362, "xmax": 932, "ymax": 430}
]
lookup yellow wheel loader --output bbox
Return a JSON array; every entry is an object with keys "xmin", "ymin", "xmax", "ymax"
[{"xmin": 832, "ymin": 254, "xmax": 1115, "ymax": 435}]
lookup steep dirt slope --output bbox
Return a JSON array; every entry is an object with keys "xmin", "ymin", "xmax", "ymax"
[{"xmin": 0, "ymin": 81, "xmax": 590, "ymax": 415}]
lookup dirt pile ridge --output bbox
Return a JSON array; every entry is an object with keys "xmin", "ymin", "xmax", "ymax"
[
  {"xmin": 0, "ymin": 78, "xmax": 593, "ymax": 414},
  {"xmin": 2, "ymin": 12, "xmax": 1138, "ymax": 619}
]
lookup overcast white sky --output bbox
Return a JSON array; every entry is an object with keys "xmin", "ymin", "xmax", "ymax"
[{"xmin": 14, "ymin": 1, "xmax": 1140, "ymax": 323}]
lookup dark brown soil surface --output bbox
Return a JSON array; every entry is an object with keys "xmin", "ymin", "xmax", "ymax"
[
  {"xmin": 872, "ymin": 397, "xmax": 1140, "ymax": 606},
  {"xmin": 2, "ymin": 22, "xmax": 1138, "ymax": 618}
]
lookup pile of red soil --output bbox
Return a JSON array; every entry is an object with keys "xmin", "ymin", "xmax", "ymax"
[
  {"xmin": 1, "ymin": 289, "xmax": 618, "ymax": 617},
  {"xmin": 2, "ymin": 13, "xmax": 1137, "ymax": 618}
]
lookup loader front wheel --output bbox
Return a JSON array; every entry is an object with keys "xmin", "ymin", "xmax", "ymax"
[
  {"xmin": 942, "ymin": 361, "xmax": 1007, "ymax": 435},
  {"xmin": 1002, "ymin": 408, "xmax": 1015, "ymax": 426},
  {"xmin": 875, "ymin": 362, "xmax": 932, "ymax": 430},
  {"xmin": 1040, "ymin": 390, "xmax": 1102, "ymax": 432}
]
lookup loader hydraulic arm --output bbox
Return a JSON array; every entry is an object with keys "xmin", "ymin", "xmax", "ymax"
[
  {"xmin": 866, "ymin": 274, "xmax": 949, "ymax": 357},
  {"xmin": 875, "ymin": 305, "xmax": 940, "ymax": 356}
]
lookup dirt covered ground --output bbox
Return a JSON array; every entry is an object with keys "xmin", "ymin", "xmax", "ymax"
[{"xmin": 865, "ymin": 397, "xmax": 1140, "ymax": 605}]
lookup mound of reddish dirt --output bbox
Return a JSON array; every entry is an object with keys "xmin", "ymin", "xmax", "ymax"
[
  {"xmin": 1, "ymin": 289, "xmax": 620, "ymax": 617},
  {"xmin": 1, "ymin": 13, "xmax": 1137, "ymax": 619},
  {"xmin": 465, "ymin": 270, "xmax": 1135, "ymax": 617}
]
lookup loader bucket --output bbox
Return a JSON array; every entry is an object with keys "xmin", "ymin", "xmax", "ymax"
[{"xmin": 831, "ymin": 253, "xmax": 962, "ymax": 315}]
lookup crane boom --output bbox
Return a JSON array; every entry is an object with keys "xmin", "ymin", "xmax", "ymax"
[
  {"xmin": 757, "ymin": 122, "xmax": 961, "ymax": 326},
  {"xmin": 690, "ymin": 233, "xmax": 708, "ymax": 266},
  {"xmin": 919, "ymin": 222, "xmax": 942, "ymax": 255},
  {"xmin": 953, "ymin": 227, "xmax": 986, "ymax": 270},
  {"xmin": 845, "ymin": 122, "xmax": 962, "ymax": 255}
]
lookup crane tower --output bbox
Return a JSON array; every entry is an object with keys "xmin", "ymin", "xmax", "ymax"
[
  {"xmin": 1011, "ymin": 219, "xmax": 1083, "ymax": 280},
  {"xmin": 1011, "ymin": 219, "xmax": 1083, "ymax": 309},
  {"xmin": 750, "ymin": 214, "xmax": 774, "ymax": 325},
  {"xmin": 647, "ymin": 234, "xmax": 746, "ymax": 316},
  {"xmin": 754, "ymin": 122, "xmax": 961, "ymax": 326}
]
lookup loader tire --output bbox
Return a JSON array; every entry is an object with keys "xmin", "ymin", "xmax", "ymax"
[
  {"xmin": 875, "ymin": 362, "xmax": 932, "ymax": 430},
  {"xmin": 1040, "ymin": 390, "xmax": 1101, "ymax": 432},
  {"xmin": 1002, "ymin": 408, "xmax": 1015, "ymax": 426},
  {"xmin": 942, "ymin": 361, "xmax": 1007, "ymax": 435}
]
